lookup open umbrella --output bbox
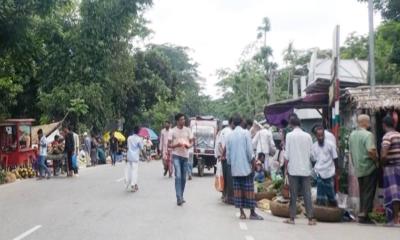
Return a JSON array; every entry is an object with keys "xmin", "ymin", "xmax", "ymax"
[
  {"xmin": 138, "ymin": 128, "xmax": 158, "ymax": 140},
  {"xmin": 103, "ymin": 131, "xmax": 126, "ymax": 142}
]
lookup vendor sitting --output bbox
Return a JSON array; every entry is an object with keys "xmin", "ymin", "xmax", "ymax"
[
  {"xmin": 254, "ymin": 160, "xmax": 266, "ymax": 183},
  {"xmin": 311, "ymin": 126, "xmax": 338, "ymax": 207}
]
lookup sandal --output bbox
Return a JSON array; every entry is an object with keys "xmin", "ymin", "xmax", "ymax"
[
  {"xmin": 239, "ymin": 214, "xmax": 247, "ymax": 220},
  {"xmin": 308, "ymin": 219, "xmax": 317, "ymax": 226},
  {"xmin": 249, "ymin": 214, "xmax": 264, "ymax": 220},
  {"xmin": 283, "ymin": 219, "xmax": 295, "ymax": 225}
]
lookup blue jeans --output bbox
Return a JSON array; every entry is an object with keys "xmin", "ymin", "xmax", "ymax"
[
  {"xmin": 39, "ymin": 155, "xmax": 51, "ymax": 177},
  {"xmin": 173, "ymin": 155, "xmax": 188, "ymax": 202},
  {"xmin": 111, "ymin": 151, "xmax": 117, "ymax": 165}
]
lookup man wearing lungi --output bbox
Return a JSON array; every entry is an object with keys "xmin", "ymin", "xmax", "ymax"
[
  {"xmin": 381, "ymin": 115, "xmax": 400, "ymax": 225},
  {"xmin": 226, "ymin": 114, "xmax": 263, "ymax": 220},
  {"xmin": 311, "ymin": 126, "xmax": 338, "ymax": 207}
]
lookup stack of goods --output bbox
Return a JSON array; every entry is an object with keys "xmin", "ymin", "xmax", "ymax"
[{"xmin": 12, "ymin": 167, "xmax": 36, "ymax": 179}]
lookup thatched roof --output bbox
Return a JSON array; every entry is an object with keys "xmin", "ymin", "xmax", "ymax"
[
  {"xmin": 31, "ymin": 121, "xmax": 62, "ymax": 142},
  {"xmin": 345, "ymin": 85, "xmax": 400, "ymax": 111}
]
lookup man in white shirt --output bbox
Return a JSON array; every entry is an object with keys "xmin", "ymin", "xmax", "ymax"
[
  {"xmin": 168, "ymin": 113, "xmax": 194, "ymax": 206},
  {"xmin": 159, "ymin": 121, "xmax": 172, "ymax": 177},
  {"xmin": 37, "ymin": 129, "xmax": 51, "ymax": 179},
  {"xmin": 218, "ymin": 119, "xmax": 234, "ymax": 204},
  {"xmin": 311, "ymin": 126, "xmax": 338, "ymax": 207},
  {"xmin": 126, "ymin": 126, "xmax": 147, "ymax": 192},
  {"xmin": 252, "ymin": 125, "xmax": 276, "ymax": 171},
  {"xmin": 284, "ymin": 116, "xmax": 315, "ymax": 225}
]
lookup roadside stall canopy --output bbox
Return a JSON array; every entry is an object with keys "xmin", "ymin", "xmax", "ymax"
[
  {"xmin": 344, "ymin": 85, "xmax": 400, "ymax": 111},
  {"xmin": 264, "ymin": 93, "xmax": 329, "ymax": 128}
]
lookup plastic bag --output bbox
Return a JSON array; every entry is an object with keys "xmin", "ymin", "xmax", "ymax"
[
  {"xmin": 72, "ymin": 154, "xmax": 78, "ymax": 169},
  {"xmin": 214, "ymin": 161, "xmax": 224, "ymax": 192}
]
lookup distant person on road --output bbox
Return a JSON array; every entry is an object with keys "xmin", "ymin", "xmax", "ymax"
[
  {"xmin": 349, "ymin": 114, "xmax": 378, "ymax": 224},
  {"xmin": 380, "ymin": 115, "xmax": 400, "ymax": 226},
  {"xmin": 284, "ymin": 116, "xmax": 315, "ymax": 225},
  {"xmin": 90, "ymin": 134, "xmax": 98, "ymax": 167},
  {"xmin": 83, "ymin": 132, "xmax": 91, "ymax": 167},
  {"xmin": 226, "ymin": 114, "xmax": 263, "ymax": 220},
  {"xmin": 110, "ymin": 132, "xmax": 119, "ymax": 166},
  {"xmin": 311, "ymin": 126, "xmax": 338, "ymax": 207},
  {"xmin": 168, "ymin": 113, "xmax": 194, "ymax": 206},
  {"xmin": 160, "ymin": 121, "xmax": 173, "ymax": 177},
  {"xmin": 63, "ymin": 126, "xmax": 75, "ymax": 177},
  {"xmin": 37, "ymin": 129, "xmax": 51, "ymax": 179},
  {"xmin": 126, "ymin": 126, "xmax": 147, "ymax": 192}
]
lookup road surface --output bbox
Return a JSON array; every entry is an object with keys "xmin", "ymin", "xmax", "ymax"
[{"xmin": 0, "ymin": 161, "xmax": 399, "ymax": 240}]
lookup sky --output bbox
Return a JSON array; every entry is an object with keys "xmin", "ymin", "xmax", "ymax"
[{"xmin": 145, "ymin": 0, "xmax": 381, "ymax": 98}]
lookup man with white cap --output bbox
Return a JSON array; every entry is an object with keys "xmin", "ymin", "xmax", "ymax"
[{"xmin": 252, "ymin": 122, "xmax": 276, "ymax": 172}]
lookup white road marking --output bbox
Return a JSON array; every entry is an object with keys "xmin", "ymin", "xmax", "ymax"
[
  {"xmin": 239, "ymin": 222, "xmax": 248, "ymax": 230},
  {"xmin": 115, "ymin": 177, "xmax": 125, "ymax": 182},
  {"xmin": 13, "ymin": 225, "xmax": 42, "ymax": 240},
  {"xmin": 245, "ymin": 236, "xmax": 255, "ymax": 240}
]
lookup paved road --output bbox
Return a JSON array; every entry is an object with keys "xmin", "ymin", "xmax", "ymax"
[{"xmin": 0, "ymin": 161, "xmax": 399, "ymax": 240}]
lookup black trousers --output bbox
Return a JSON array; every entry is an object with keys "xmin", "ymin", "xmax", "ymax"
[
  {"xmin": 358, "ymin": 169, "xmax": 378, "ymax": 219},
  {"xmin": 66, "ymin": 151, "xmax": 74, "ymax": 172},
  {"xmin": 222, "ymin": 160, "xmax": 234, "ymax": 202}
]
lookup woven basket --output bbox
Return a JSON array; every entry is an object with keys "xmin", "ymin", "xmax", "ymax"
[
  {"xmin": 313, "ymin": 205, "xmax": 343, "ymax": 222},
  {"xmin": 255, "ymin": 191, "xmax": 276, "ymax": 201},
  {"xmin": 270, "ymin": 200, "xmax": 301, "ymax": 218}
]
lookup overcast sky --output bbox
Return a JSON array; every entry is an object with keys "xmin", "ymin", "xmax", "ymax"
[{"xmin": 145, "ymin": 0, "xmax": 381, "ymax": 97}]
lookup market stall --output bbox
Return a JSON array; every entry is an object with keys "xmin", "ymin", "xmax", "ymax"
[{"xmin": 0, "ymin": 119, "xmax": 36, "ymax": 169}]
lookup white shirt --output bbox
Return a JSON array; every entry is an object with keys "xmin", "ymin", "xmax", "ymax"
[
  {"xmin": 325, "ymin": 130, "xmax": 337, "ymax": 149},
  {"xmin": 127, "ymin": 134, "xmax": 144, "ymax": 162},
  {"xmin": 311, "ymin": 141, "xmax": 337, "ymax": 179},
  {"xmin": 39, "ymin": 136, "xmax": 48, "ymax": 156},
  {"xmin": 220, "ymin": 126, "xmax": 233, "ymax": 147},
  {"xmin": 284, "ymin": 127, "xmax": 313, "ymax": 176},
  {"xmin": 252, "ymin": 128, "xmax": 276, "ymax": 156}
]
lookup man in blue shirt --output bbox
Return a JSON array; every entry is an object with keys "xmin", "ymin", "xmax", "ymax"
[{"xmin": 226, "ymin": 114, "xmax": 263, "ymax": 220}]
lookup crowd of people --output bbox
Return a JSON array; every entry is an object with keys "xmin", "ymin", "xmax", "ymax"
[{"xmin": 210, "ymin": 112, "xmax": 399, "ymax": 226}]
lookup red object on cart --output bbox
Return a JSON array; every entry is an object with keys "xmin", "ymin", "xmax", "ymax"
[{"xmin": 0, "ymin": 119, "xmax": 37, "ymax": 168}]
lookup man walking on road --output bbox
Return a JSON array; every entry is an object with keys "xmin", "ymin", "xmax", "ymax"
[
  {"xmin": 160, "ymin": 121, "xmax": 172, "ymax": 177},
  {"xmin": 226, "ymin": 114, "xmax": 263, "ymax": 220},
  {"xmin": 63, "ymin": 126, "xmax": 75, "ymax": 177},
  {"xmin": 284, "ymin": 116, "xmax": 315, "ymax": 225},
  {"xmin": 349, "ymin": 114, "xmax": 378, "ymax": 224},
  {"xmin": 83, "ymin": 132, "xmax": 91, "ymax": 167},
  {"xmin": 110, "ymin": 132, "xmax": 119, "ymax": 166},
  {"xmin": 37, "ymin": 129, "xmax": 51, "ymax": 179},
  {"xmin": 218, "ymin": 119, "xmax": 234, "ymax": 204},
  {"xmin": 126, "ymin": 126, "xmax": 147, "ymax": 192},
  {"xmin": 168, "ymin": 113, "xmax": 194, "ymax": 206}
]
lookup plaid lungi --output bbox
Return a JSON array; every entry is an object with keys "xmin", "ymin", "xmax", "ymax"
[
  {"xmin": 233, "ymin": 174, "xmax": 256, "ymax": 209},
  {"xmin": 383, "ymin": 165, "xmax": 400, "ymax": 222},
  {"xmin": 316, "ymin": 176, "xmax": 337, "ymax": 206}
]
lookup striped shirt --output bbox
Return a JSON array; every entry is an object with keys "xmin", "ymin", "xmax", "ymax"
[{"xmin": 382, "ymin": 131, "xmax": 400, "ymax": 166}]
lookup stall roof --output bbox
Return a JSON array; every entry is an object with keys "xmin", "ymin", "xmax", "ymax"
[
  {"xmin": 264, "ymin": 93, "xmax": 328, "ymax": 127},
  {"xmin": 344, "ymin": 85, "xmax": 400, "ymax": 111},
  {"xmin": 0, "ymin": 119, "xmax": 35, "ymax": 126}
]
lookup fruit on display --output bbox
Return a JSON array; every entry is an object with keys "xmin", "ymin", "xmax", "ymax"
[
  {"xmin": 5, "ymin": 172, "xmax": 17, "ymax": 183},
  {"xmin": 12, "ymin": 167, "xmax": 36, "ymax": 179}
]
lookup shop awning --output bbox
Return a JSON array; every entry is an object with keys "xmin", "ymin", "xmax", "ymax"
[{"xmin": 264, "ymin": 93, "xmax": 328, "ymax": 127}]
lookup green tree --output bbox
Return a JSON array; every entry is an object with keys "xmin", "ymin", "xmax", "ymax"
[{"xmin": 358, "ymin": 0, "xmax": 400, "ymax": 21}]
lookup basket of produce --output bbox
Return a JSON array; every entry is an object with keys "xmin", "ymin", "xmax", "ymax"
[
  {"xmin": 313, "ymin": 205, "xmax": 343, "ymax": 222},
  {"xmin": 255, "ymin": 192, "xmax": 276, "ymax": 201},
  {"xmin": 270, "ymin": 197, "xmax": 301, "ymax": 218}
]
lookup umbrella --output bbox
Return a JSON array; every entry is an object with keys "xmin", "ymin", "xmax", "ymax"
[
  {"xmin": 103, "ymin": 131, "xmax": 126, "ymax": 142},
  {"xmin": 138, "ymin": 128, "xmax": 158, "ymax": 140}
]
